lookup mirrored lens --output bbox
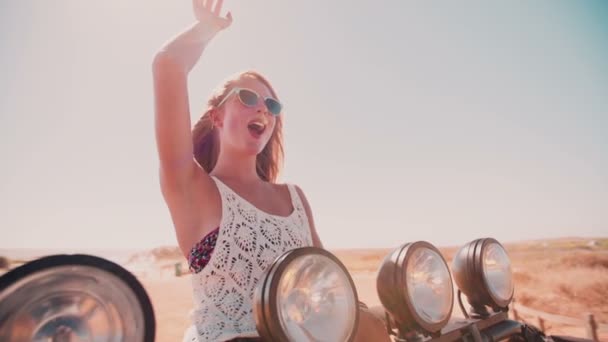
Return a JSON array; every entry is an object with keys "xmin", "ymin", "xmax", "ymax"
[
  {"xmin": 0, "ymin": 266, "xmax": 146, "ymax": 341},
  {"xmin": 482, "ymin": 243, "xmax": 513, "ymax": 302},
  {"xmin": 277, "ymin": 254, "xmax": 357, "ymax": 341},
  {"xmin": 237, "ymin": 89, "xmax": 259, "ymax": 106},
  {"xmin": 406, "ymin": 248, "xmax": 453, "ymax": 324},
  {"xmin": 265, "ymin": 98, "xmax": 282, "ymax": 115}
]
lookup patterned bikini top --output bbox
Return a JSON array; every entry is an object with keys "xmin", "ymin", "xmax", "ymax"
[
  {"xmin": 188, "ymin": 227, "xmax": 219, "ymax": 274},
  {"xmin": 185, "ymin": 176, "xmax": 313, "ymax": 342}
]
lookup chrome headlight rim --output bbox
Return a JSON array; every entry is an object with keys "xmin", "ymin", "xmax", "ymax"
[
  {"xmin": 0, "ymin": 254, "xmax": 156, "ymax": 342},
  {"xmin": 453, "ymin": 238, "xmax": 514, "ymax": 309},
  {"xmin": 377, "ymin": 241, "xmax": 454, "ymax": 334},
  {"xmin": 254, "ymin": 247, "xmax": 360, "ymax": 342}
]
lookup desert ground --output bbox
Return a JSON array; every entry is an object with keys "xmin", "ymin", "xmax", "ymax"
[{"xmin": 1, "ymin": 237, "xmax": 607, "ymax": 341}]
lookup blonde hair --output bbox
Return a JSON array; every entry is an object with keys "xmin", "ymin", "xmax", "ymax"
[{"xmin": 192, "ymin": 71, "xmax": 284, "ymax": 183}]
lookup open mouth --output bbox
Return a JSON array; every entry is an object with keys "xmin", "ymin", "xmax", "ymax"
[{"xmin": 247, "ymin": 120, "xmax": 267, "ymax": 138}]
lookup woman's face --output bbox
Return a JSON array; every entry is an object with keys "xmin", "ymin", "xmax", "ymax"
[{"xmin": 216, "ymin": 77, "xmax": 279, "ymax": 156}]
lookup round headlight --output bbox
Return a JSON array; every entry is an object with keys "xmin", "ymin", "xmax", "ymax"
[
  {"xmin": 254, "ymin": 247, "xmax": 359, "ymax": 342},
  {"xmin": 452, "ymin": 238, "xmax": 514, "ymax": 312},
  {"xmin": 377, "ymin": 241, "xmax": 453, "ymax": 335},
  {"xmin": 0, "ymin": 254, "xmax": 155, "ymax": 342}
]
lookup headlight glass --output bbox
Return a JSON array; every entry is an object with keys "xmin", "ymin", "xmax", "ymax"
[
  {"xmin": 482, "ymin": 242, "xmax": 513, "ymax": 302},
  {"xmin": 0, "ymin": 265, "xmax": 147, "ymax": 341},
  {"xmin": 277, "ymin": 254, "xmax": 357, "ymax": 342},
  {"xmin": 406, "ymin": 248, "xmax": 453, "ymax": 324}
]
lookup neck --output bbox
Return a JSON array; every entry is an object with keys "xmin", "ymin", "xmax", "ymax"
[{"xmin": 211, "ymin": 145, "xmax": 261, "ymax": 184}]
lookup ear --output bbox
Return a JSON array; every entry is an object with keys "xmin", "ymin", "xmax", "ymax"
[{"xmin": 210, "ymin": 109, "xmax": 224, "ymax": 128}]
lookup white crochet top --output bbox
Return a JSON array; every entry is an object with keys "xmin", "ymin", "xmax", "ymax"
[{"xmin": 183, "ymin": 176, "xmax": 313, "ymax": 342}]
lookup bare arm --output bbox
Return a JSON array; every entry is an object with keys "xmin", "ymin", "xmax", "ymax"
[
  {"xmin": 295, "ymin": 186, "xmax": 324, "ymax": 248},
  {"xmin": 153, "ymin": 1, "xmax": 232, "ymax": 255},
  {"xmin": 152, "ymin": 0, "xmax": 232, "ymax": 188}
]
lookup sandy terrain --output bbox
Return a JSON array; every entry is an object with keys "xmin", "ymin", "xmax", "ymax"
[
  {"xmin": 1, "ymin": 238, "xmax": 606, "ymax": 341},
  {"xmin": 134, "ymin": 239, "xmax": 608, "ymax": 341},
  {"xmin": 142, "ymin": 272, "xmax": 382, "ymax": 342}
]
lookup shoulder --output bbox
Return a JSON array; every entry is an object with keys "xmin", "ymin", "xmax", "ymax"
[
  {"xmin": 271, "ymin": 182, "xmax": 313, "ymax": 213},
  {"xmin": 272, "ymin": 182, "xmax": 315, "ymax": 218},
  {"xmin": 271, "ymin": 182, "xmax": 308, "ymax": 202},
  {"xmin": 282, "ymin": 183, "xmax": 311, "ymax": 208},
  {"xmin": 287, "ymin": 183, "xmax": 314, "ymax": 221},
  {"xmin": 294, "ymin": 185, "xmax": 311, "ymax": 207},
  {"xmin": 288, "ymin": 184, "xmax": 323, "ymax": 248}
]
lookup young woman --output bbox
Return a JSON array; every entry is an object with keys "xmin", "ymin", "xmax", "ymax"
[{"xmin": 152, "ymin": 1, "xmax": 390, "ymax": 341}]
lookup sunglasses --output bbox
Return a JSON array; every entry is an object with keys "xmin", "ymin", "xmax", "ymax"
[{"xmin": 217, "ymin": 87, "xmax": 282, "ymax": 116}]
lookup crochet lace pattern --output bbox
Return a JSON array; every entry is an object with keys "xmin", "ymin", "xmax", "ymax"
[{"xmin": 184, "ymin": 177, "xmax": 313, "ymax": 342}]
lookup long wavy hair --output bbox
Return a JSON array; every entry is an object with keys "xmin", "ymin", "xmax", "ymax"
[{"xmin": 192, "ymin": 71, "xmax": 284, "ymax": 183}]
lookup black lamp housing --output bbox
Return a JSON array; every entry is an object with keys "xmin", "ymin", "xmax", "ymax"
[
  {"xmin": 452, "ymin": 238, "xmax": 514, "ymax": 316},
  {"xmin": 0, "ymin": 254, "xmax": 156, "ymax": 342},
  {"xmin": 254, "ymin": 246, "xmax": 359, "ymax": 342},
  {"xmin": 376, "ymin": 241, "xmax": 453, "ymax": 337}
]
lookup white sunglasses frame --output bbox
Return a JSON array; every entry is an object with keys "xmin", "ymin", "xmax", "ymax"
[{"xmin": 216, "ymin": 87, "xmax": 282, "ymax": 116}]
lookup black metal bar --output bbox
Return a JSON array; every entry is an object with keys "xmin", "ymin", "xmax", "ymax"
[
  {"xmin": 467, "ymin": 324, "xmax": 483, "ymax": 342},
  {"xmin": 429, "ymin": 312, "xmax": 511, "ymax": 342},
  {"xmin": 457, "ymin": 290, "xmax": 470, "ymax": 319},
  {"xmin": 480, "ymin": 320, "xmax": 523, "ymax": 341}
]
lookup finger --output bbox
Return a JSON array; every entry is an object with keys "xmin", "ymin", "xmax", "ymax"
[
  {"xmin": 214, "ymin": 0, "xmax": 223, "ymax": 16},
  {"xmin": 205, "ymin": 0, "xmax": 215, "ymax": 10},
  {"xmin": 218, "ymin": 11, "xmax": 232, "ymax": 29},
  {"xmin": 220, "ymin": 11, "xmax": 233, "ymax": 27},
  {"xmin": 193, "ymin": 0, "xmax": 202, "ymax": 13}
]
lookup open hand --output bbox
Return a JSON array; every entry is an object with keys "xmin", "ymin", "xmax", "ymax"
[{"xmin": 192, "ymin": 0, "xmax": 233, "ymax": 31}]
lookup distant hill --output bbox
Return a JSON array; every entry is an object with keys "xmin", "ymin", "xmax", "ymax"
[{"xmin": 125, "ymin": 246, "xmax": 184, "ymax": 265}]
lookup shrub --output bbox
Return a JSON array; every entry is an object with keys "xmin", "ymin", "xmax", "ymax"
[{"xmin": 0, "ymin": 256, "xmax": 9, "ymax": 269}]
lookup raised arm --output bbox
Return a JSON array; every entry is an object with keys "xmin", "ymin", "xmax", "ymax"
[{"xmin": 152, "ymin": 0, "xmax": 232, "ymax": 188}]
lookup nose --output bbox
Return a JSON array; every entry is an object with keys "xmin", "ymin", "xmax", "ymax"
[{"xmin": 256, "ymin": 103, "xmax": 271, "ymax": 116}]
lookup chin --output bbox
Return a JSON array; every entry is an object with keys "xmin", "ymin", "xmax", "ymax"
[
  {"xmin": 241, "ymin": 143, "xmax": 267, "ymax": 156},
  {"xmin": 243, "ymin": 138, "xmax": 271, "ymax": 155}
]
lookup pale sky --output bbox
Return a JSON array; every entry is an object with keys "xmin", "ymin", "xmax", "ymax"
[{"xmin": 1, "ymin": 1, "xmax": 607, "ymax": 250}]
